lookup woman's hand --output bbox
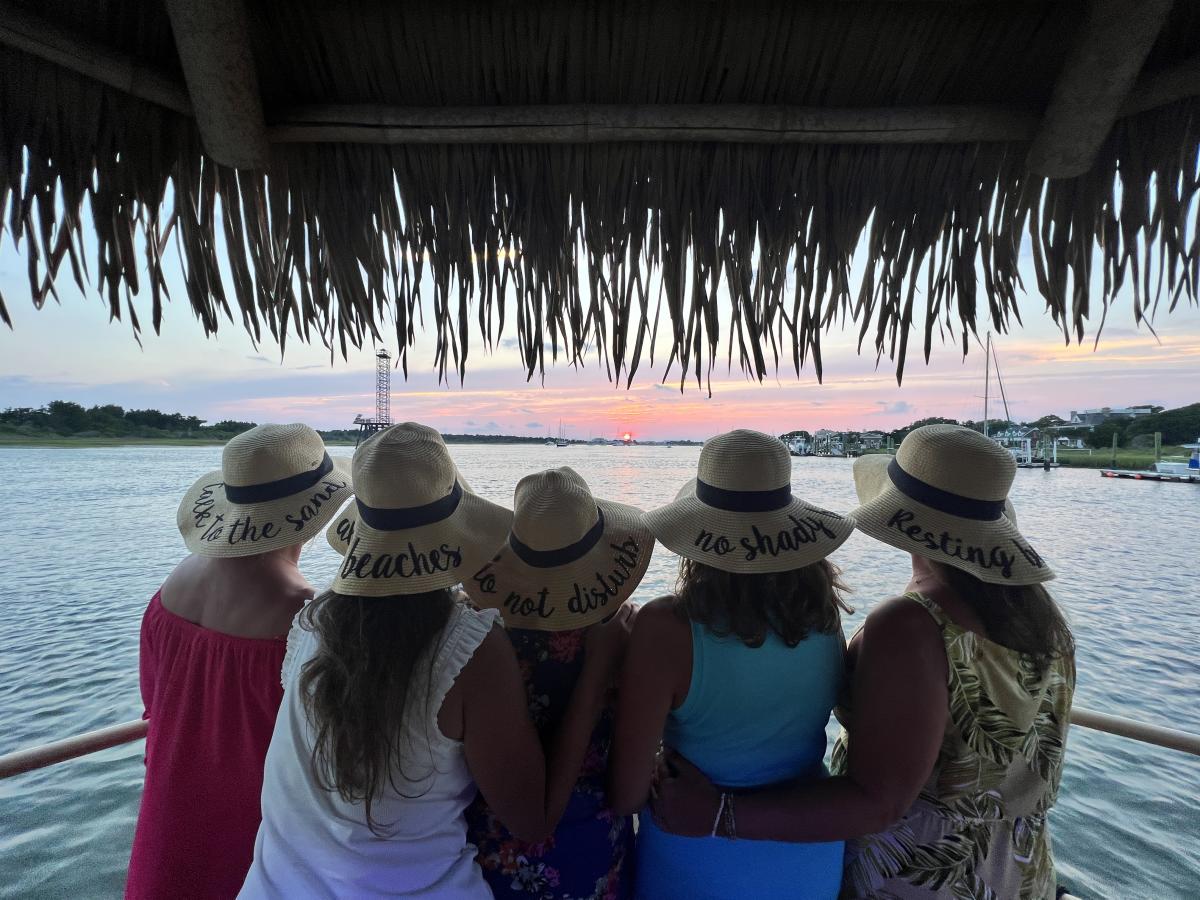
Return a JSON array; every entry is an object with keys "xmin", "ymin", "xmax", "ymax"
[
  {"xmin": 582, "ymin": 602, "xmax": 636, "ymax": 686},
  {"xmin": 649, "ymin": 749, "xmax": 721, "ymax": 837}
]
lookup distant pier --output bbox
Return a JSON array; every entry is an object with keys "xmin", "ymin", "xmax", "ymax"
[{"xmin": 1101, "ymin": 469, "xmax": 1200, "ymax": 484}]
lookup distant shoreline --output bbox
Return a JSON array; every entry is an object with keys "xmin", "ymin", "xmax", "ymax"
[{"xmin": 0, "ymin": 434, "xmax": 698, "ymax": 449}]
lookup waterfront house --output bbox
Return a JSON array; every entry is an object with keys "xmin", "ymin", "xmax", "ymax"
[
  {"xmin": 813, "ymin": 430, "xmax": 845, "ymax": 457},
  {"xmin": 1069, "ymin": 406, "xmax": 1161, "ymax": 426},
  {"xmin": 780, "ymin": 431, "xmax": 812, "ymax": 456},
  {"xmin": 860, "ymin": 431, "xmax": 886, "ymax": 451}
]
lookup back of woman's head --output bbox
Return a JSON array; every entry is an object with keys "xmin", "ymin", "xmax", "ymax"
[
  {"xmin": 298, "ymin": 588, "xmax": 455, "ymax": 831},
  {"xmin": 675, "ymin": 557, "xmax": 851, "ymax": 648},
  {"xmin": 930, "ymin": 562, "xmax": 1075, "ymax": 675}
]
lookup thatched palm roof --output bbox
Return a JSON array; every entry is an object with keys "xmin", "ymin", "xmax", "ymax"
[{"xmin": 2, "ymin": 0, "xmax": 1199, "ymax": 388}]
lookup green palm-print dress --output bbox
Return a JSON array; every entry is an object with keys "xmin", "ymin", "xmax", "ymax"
[{"xmin": 831, "ymin": 593, "xmax": 1075, "ymax": 900}]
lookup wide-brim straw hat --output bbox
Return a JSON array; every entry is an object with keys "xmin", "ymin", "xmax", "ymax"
[
  {"xmin": 644, "ymin": 429, "xmax": 854, "ymax": 574},
  {"xmin": 851, "ymin": 424, "xmax": 1053, "ymax": 585},
  {"xmin": 325, "ymin": 422, "xmax": 512, "ymax": 596},
  {"xmin": 464, "ymin": 467, "xmax": 655, "ymax": 631},
  {"xmin": 177, "ymin": 423, "xmax": 353, "ymax": 558}
]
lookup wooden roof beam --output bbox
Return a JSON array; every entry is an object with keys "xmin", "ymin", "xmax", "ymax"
[
  {"xmin": 1026, "ymin": 0, "xmax": 1174, "ymax": 179},
  {"xmin": 268, "ymin": 103, "xmax": 1042, "ymax": 145},
  {"xmin": 163, "ymin": 0, "xmax": 268, "ymax": 170},
  {"xmin": 1124, "ymin": 54, "xmax": 1200, "ymax": 116},
  {"xmin": 0, "ymin": 0, "xmax": 189, "ymax": 114}
]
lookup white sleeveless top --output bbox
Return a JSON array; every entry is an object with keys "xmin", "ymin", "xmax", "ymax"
[{"xmin": 239, "ymin": 602, "xmax": 500, "ymax": 899}]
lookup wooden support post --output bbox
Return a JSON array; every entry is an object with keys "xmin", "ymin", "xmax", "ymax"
[
  {"xmin": 1155, "ymin": 432, "xmax": 1162, "ymax": 462},
  {"xmin": 1026, "ymin": 0, "xmax": 1174, "ymax": 178},
  {"xmin": 1111, "ymin": 432, "xmax": 1119, "ymax": 467},
  {"xmin": 163, "ymin": 0, "xmax": 269, "ymax": 169}
]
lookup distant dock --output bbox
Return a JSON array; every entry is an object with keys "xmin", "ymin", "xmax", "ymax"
[{"xmin": 1101, "ymin": 469, "xmax": 1200, "ymax": 484}]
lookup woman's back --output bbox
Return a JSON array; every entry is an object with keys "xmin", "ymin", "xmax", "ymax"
[
  {"xmin": 636, "ymin": 610, "xmax": 846, "ymax": 900},
  {"xmin": 127, "ymin": 591, "xmax": 292, "ymax": 900},
  {"xmin": 666, "ymin": 620, "xmax": 842, "ymax": 786},
  {"xmin": 466, "ymin": 627, "xmax": 633, "ymax": 898},
  {"xmin": 241, "ymin": 602, "xmax": 499, "ymax": 899},
  {"xmin": 833, "ymin": 592, "xmax": 1075, "ymax": 899}
]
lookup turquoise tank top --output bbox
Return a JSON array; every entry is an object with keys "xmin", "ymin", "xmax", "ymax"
[{"xmin": 636, "ymin": 621, "xmax": 845, "ymax": 899}]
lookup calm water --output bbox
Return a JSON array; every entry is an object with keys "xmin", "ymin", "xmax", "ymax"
[{"xmin": 0, "ymin": 445, "xmax": 1197, "ymax": 898}]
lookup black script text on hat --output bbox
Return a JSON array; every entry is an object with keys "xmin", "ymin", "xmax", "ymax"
[
  {"xmin": 471, "ymin": 567, "xmax": 498, "ymax": 595},
  {"xmin": 694, "ymin": 530, "xmax": 735, "ymax": 556},
  {"xmin": 192, "ymin": 482, "xmax": 223, "ymax": 528},
  {"xmin": 504, "ymin": 588, "xmax": 555, "ymax": 620},
  {"xmin": 694, "ymin": 514, "xmax": 838, "ymax": 562},
  {"xmin": 567, "ymin": 540, "xmax": 641, "ymax": 616},
  {"xmin": 285, "ymin": 479, "xmax": 349, "ymax": 531},
  {"xmin": 227, "ymin": 515, "xmax": 281, "ymax": 546},
  {"xmin": 340, "ymin": 537, "xmax": 464, "ymax": 580},
  {"xmin": 886, "ymin": 509, "xmax": 1018, "ymax": 579},
  {"xmin": 199, "ymin": 515, "xmax": 225, "ymax": 543}
]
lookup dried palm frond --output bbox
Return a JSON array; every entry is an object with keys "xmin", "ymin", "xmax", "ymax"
[{"xmin": 2, "ymin": 0, "xmax": 1198, "ymax": 388}]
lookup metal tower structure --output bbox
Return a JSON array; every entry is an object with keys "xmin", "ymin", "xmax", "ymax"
[
  {"xmin": 354, "ymin": 349, "xmax": 393, "ymax": 445},
  {"xmin": 375, "ymin": 349, "xmax": 391, "ymax": 426}
]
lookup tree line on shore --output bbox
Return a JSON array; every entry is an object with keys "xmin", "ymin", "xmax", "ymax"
[
  {"xmin": 0, "ymin": 402, "xmax": 256, "ymax": 440},
  {"xmin": 0, "ymin": 402, "xmax": 559, "ymax": 444}
]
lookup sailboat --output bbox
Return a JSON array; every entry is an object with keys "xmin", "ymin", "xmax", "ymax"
[
  {"xmin": 555, "ymin": 420, "xmax": 569, "ymax": 448},
  {"xmin": 982, "ymin": 333, "xmax": 1058, "ymax": 469}
]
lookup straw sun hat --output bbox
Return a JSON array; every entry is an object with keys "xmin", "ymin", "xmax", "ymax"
[
  {"xmin": 325, "ymin": 423, "xmax": 512, "ymax": 596},
  {"xmin": 851, "ymin": 424, "xmax": 1053, "ymax": 585},
  {"xmin": 464, "ymin": 467, "xmax": 655, "ymax": 631},
  {"xmin": 177, "ymin": 423, "xmax": 353, "ymax": 557},
  {"xmin": 644, "ymin": 429, "xmax": 854, "ymax": 574}
]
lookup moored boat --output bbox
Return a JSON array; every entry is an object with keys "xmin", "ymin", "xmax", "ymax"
[{"xmin": 1154, "ymin": 440, "xmax": 1200, "ymax": 476}]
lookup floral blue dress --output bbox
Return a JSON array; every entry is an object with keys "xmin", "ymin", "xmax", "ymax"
[{"xmin": 465, "ymin": 627, "xmax": 633, "ymax": 900}]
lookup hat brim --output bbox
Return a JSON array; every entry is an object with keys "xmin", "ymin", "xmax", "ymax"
[
  {"xmin": 643, "ymin": 479, "xmax": 854, "ymax": 574},
  {"xmin": 326, "ymin": 486, "xmax": 513, "ymax": 595},
  {"xmin": 177, "ymin": 457, "xmax": 354, "ymax": 558},
  {"xmin": 851, "ymin": 454, "xmax": 1053, "ymax": 586},
  {"xmin": 463, "ymin": 499, "xmax": 655, "ymax": 631}
]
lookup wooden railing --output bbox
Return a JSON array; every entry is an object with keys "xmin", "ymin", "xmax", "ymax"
[
  {"xmin": 1, "ymin": 707, "xmax": 1197, "ymax": 780},
  {"xmin": 0, "ymin": 719, "xmax": 148, "ymax": 779}
]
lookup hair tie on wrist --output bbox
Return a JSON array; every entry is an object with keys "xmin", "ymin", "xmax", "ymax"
[{"xmin": 710, "ymin": 792, "xmax": 728, "ymax": 837}]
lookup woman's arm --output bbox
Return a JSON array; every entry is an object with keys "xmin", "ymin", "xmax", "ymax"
[
  {"xmin": 608, "ymin": 597, "xmax": 691, "ymax": 816},
  {"xmin": 460, "ymin": 606, "xmax": 634, "ymax": 842},
  {"xmin": 652, "ymin": 596, "xmax": 948, "ymax": 841},
  {"xmin": 139, "ymin": 601, "xmax": 157, "ymax": 723}
]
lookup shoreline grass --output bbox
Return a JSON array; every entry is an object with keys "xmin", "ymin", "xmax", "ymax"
[{"xmin": 1055, "ymin": 447, "xmax": 1188, "ymax": 470}]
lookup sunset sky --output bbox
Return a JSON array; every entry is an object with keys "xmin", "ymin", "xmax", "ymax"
[{"xmin": 2, "ymin": 239, "xmax": 1197, "ymax": 441}]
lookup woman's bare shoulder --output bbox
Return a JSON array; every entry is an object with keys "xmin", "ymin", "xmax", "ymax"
[
  {"xmin": 862, "ymin": 594, "xmax": 942, "ymax": 644},
  {"xmin": 631, "ymin": 595, "xmax": 688, "ymax": 637}
]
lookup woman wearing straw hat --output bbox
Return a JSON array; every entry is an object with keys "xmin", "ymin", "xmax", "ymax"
[
  {"xmin": 609, "ymin": 429, "xmax": 855, "ymax": 899},
  {"xmin": 239, "ymin": 424, "xmax": 632, "ymax": 899},
  {"xmin": 126, "ymin": 423, "xmax": 353, "ymax": 900},
  {"xmin": 651, "ymin": 425, "xmax": 1076, "ymax": 900},
  {"xmin": 462, "ymin": 467, "xmax": 655, "ymax": 899}
]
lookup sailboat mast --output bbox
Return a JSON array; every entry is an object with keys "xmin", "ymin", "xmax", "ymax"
[{"xmin": 983, "ymin": 332, "xmax": 991, "ymax": 438}]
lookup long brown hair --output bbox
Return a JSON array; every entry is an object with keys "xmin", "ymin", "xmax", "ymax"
[
  {"xmin": 675, "ymin": 557, "xmax": 852, "ymax": 647},
  {"xmin": 298, "ymin": 588, "xmax": 455, "ymax": 832},
  {"xmin": 930, "ymin": 562, "xmax": 1075, "ymax": 675}
]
